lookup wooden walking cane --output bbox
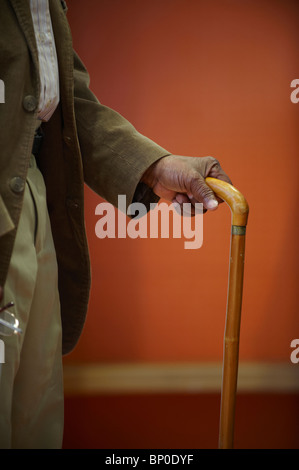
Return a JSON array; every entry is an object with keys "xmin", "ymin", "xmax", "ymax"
[{"xmin": 205, "ymin": 177, "xmax": 249, "ymax": 449}]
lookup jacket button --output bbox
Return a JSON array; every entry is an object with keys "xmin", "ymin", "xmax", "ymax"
[
  {"xmin": 63, "ymin": 135, "xmax": 72, "ymax": 146},
  {"xmin": 23, "ymin": 95, "xmax": 37, "ymax": 112},
  {"xmin": 10, "ymin": 177, "xmax": 25, "ymax": 194}
]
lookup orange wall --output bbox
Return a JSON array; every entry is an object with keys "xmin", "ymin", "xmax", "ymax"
[{"xmin": 63, "ymin": 0, "xmax": 299, "ymax": 364}]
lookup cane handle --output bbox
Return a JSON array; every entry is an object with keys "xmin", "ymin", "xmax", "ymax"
[{"xmin": 205, "ymin": 177, "xmax": 249, "ymax": 227}]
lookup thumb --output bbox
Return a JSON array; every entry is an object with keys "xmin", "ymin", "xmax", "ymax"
[{"xmin": 190, "ymin": 176, "xmax": 218, "ymax": 211}]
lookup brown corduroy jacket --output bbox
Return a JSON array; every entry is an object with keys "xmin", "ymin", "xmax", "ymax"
[{"xmin": 0, "ymin": 0, "xmax": 169, "ymax": 354}]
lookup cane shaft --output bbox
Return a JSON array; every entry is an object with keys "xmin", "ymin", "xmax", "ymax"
[{"xmin": 219, "ymin": 233, "xmax": 246, "ymax": 449}]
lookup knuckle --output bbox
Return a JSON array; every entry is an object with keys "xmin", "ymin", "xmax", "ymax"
[{"xmin": 207, "ymin": 156, "xmax": 220, "ymax": 168}]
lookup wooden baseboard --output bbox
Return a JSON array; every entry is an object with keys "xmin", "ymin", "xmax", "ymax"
[{"xmin": 63, "ymin": 362, "xmax": 299, "ymax": 395}]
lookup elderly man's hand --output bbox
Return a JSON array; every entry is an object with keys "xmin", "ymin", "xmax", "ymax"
[{"xmin": 141, "ymin": 155, "xmax": 232, "ymax": 212}]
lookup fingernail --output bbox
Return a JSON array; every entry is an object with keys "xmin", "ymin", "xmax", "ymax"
[
  {"xmin": 176, "ymin": 194, "xmax": 184, "ymax": 204},
  {"xmin": 206, "ymin": 199, "xmax": 218, "ymax": 210}
]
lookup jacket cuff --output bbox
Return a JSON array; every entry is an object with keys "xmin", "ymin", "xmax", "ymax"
[{"xmin": 132, "ymin": 181, "xmax": 160, "ymax": 212}]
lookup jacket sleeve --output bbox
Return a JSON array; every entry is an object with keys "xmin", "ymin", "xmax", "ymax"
[{"xmin": 72, "ymin": 50, "xmax": 170, "ymax": 212}]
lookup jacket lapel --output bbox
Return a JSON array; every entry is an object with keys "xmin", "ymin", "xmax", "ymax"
[
  {"xmin": 9, "ymin": 0, "xmax": 39, "ymax": 72},
  {"xmin": 48, "ymin": 0, "xmax": 75, "ymax": 125}
]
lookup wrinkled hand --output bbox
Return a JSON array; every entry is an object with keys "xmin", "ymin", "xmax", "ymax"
[{"xmin": 141, "ymin": 155, "xmax": 232, "ymax": 212}]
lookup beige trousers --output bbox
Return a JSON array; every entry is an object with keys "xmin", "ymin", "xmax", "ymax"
[{"xmin": 0, "ymin": 155, "xmax": 64, "ymax": 448}]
